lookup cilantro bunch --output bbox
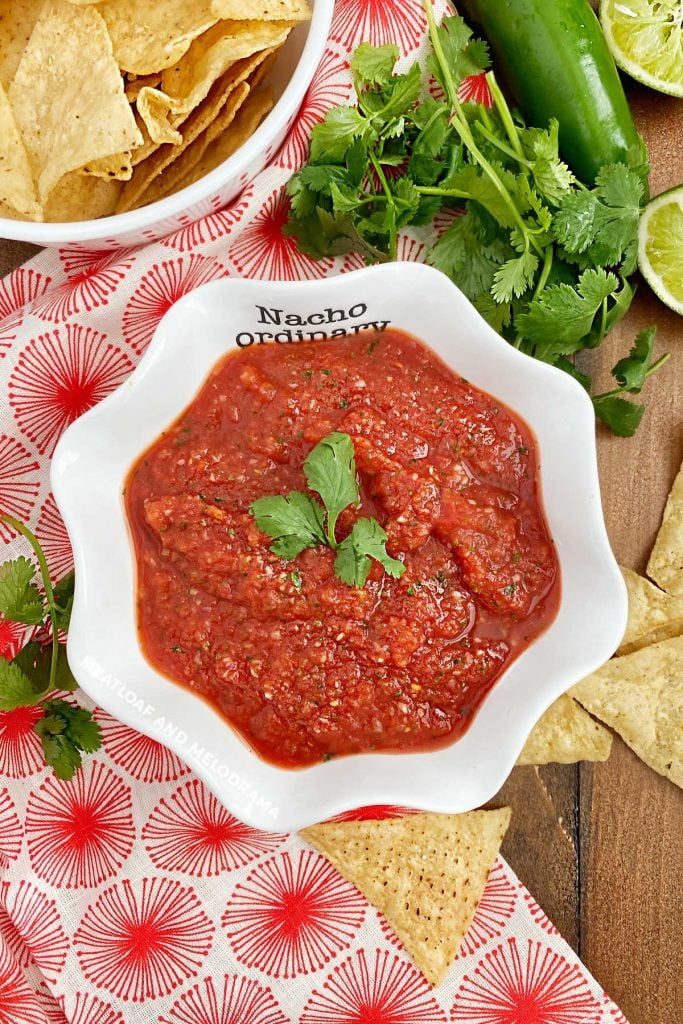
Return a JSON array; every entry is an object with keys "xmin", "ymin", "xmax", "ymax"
[
  {"xmin": 285, "ymin": 6, "xmax": 668, "ymax": 436},
  {"xmin": 0, "ymin": 514, "xmax": 101, "ymax": 779},
  {"xmin": 250, "ymin": 431, "xmax": 405, "ymax": 587}
]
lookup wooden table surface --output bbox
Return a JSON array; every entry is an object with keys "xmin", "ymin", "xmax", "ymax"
[{"xmin": 1, "ymin": 78, "xmax": 681, "ymax": 1024}]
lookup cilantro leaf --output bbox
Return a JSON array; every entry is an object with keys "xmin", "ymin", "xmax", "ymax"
[
  {"xmin": 492, "ymin": 250, "xmax": 539, "ymax": 303},
  {"xmin": 34, "ymin": 700, "xmax": 102, "ymax": 780},
  {"xmin": 428, "ymin": 208, "xmax": 509, "ymax": 301},
  {"xmin": 0, "ymin": 657, "xmax": 48, "ymax": 711},
  {"xmin": 350, "ymin": 42, "xmax": 399, "ymax": 87},
  {"xmin": 516, "ymin": 268, "xmax": 618, "ymax": 358},
  {"xmin": 611, "ymin": 326, "xmax": 658, "ymax": 393},
  {"xmin": 0, "ymin": 556, "xmax": 44, "ymax": 625},
  {"xmin": 303, "ymin": 432, "xmax": 360, "ymax": 544},
  {"xmin": 250, "ymin": 492, "xmax": 326, "ymax": 560},
  {"xmin": 334, "ymin": 518, "xmax": 405, "ymax": 588},
  {"xmin": 13, "ymin": 640, "xmax": 77, "ymax": 693},
  {"xmin": 522, "ymin": 121, "xmax": 576, "ymax": 203},
  {"xmin": 427, "ymin": 15, "xmax": 490, "ymax": 93},
  {"xmin": 592, "ymin": 395, "xmax": 645, "ymax": 437},
  {"xmin": 310, "ymin": 106, "xmax": 370, "ymax": 163},
  {"xmin": 53, "ymin": 571, "xmax": 74, "ymax": 633}
]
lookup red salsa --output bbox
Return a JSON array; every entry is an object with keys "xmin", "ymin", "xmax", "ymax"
[{"xmin": 126, "ymin": 329, "xmax": 560, "ymax": 767}]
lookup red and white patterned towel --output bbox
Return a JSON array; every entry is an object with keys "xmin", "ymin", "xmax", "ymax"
[{"xmin": 0, "ymin": 2, "xmax": 628, "ymax": 1021}]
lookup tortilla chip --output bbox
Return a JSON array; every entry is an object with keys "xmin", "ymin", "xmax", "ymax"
[
  {"xmin": 9, "ymin": 0, "xmax": 142, "ymax": 204},
  {"xmin": 125, "ymin": 73, "xmax": 162, "ymax": 103},
  {"xmin": 98, "ymin": 1, "xmax": 222, "ymax": 74},
  {"xmin": 571, "ymin": 636, "xmax": 683, "ymax": 788},
  {"xmin": 172, "ymin": 86, "xmax": 274, "ymax": 194},
  {"xmin": 0, "ymin": 1, "xmax": 45, "ymax": 91},
  {"xmin": 516, "ymin": 694, "xmax": 612, "ymax": 765},
  {"xmin": 160, "ymin": 18, "xmax": 290, "ymax": 117},
  {"xmin": 44, "ymin": 171, "xmax": 121, "ymax": 221},
  {"xmin": 118, "ymin": 49, "xmax": 270, "ymax": 212},
  {"xmin": 213, "ymin": 0, "xmax": 311, "ymax": 21},
  {"xmin": 0, "ymin": 81, "xmax": 40, "ymax": 219},
  {"xmin": 647, "ymin": 461, "xmax": 683, "ymax": 596},
  {"xmin": 300, "ymin": 809, "xmax": 511, "ymax": 986},
  {"xmin": 81, "ymin": 152, "xmax": 133, "ymax": 181},
  {"xmin": 619, "ymin": 566, "xmax": 683, "ymax": 655},
  {"xmin": 136, "ymin": 87, "xmax": 182, "ymax": 145}
]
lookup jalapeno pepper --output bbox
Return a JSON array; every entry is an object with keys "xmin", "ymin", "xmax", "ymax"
[{"xmin": 460, "ymin": 0, "xmax": 646, "ymax": 184}]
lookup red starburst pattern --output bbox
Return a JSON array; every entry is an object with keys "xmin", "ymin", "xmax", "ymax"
[
  {"xmin": 458, "ymin": 73, "xmax": 493, "ymax": 107},
  {"xmin": 121, "ymin": 254, "xmax": 227, "ymax": 354},
  {"xmin": 450, "ymin": 939, "xmax": 603, "ymax": 1023},
  {"xmin": 33, "ymin": 983, "xmax": 68, "ymax": 1024},
  {"xmin": 0, "ymin": 789, "xmax": 22, "ymax": 866},
  {"xmin": 161, "ymin": 188, "xmax": 254, "ymax": 253},
  {"xmin": 0, "ymin": 704, "xmax": 45, "ymax": 778},
  {"xmin": 159, "ymin": 974, "xmax": 290, "ymax": 1024},
  {"xmin": 0, "ymin": 618, "xmax": 26, "ymax": 659},
  {"xmin": 222, "ymin": 849, "xmax": 366, "ymax": 978},
  {"xmin": 228, "ymin": 189, "xmax": 333, "ymax": 281},
  {"xmin": 35, "ymin": 495, "xmax": 72, "ymax": 585},
  {"xmin": 605, "ymin": 1002, "xmax": 628, "ymax": 1024},
  {"xmin": 397, "ymin": 235, "xmax": 427, "ymax": 263},
  {"xmin": 301, "ymin": 948, "xmax": 448, "ymax": 1023},
  {"xmin": 3, "ymin": 881, "xmax": 68, "ymax": 983},
  {"xmin": 522, "ymin": 893, "xmax": 560, "ymax": 937},
  {"xmin": 330, "ymin": 0, "xmax": 426, "ymax": 55},
  {"xmin": 25, "ymin": 760, "xmax": 135, "ymax": 889},
  {"xmin": 74, "ymin": 877, "xmax": 215, "ymax": 1002},
  {"xmin": 0, "ymin": 268, "xmax": 52, "ymax": 358},
  {"xmin": 142, "ymin": 778, "xmax": 285, "ymax": 877},
  {"xmin": 277, "ymin": 50, "xmax": 353, "ymax": 170},
  {"xmin": 8, "ymin": 324, "xmax": 134, "ymax": 456},
  {"xmin": 457, "ymin": 861, "xmax": 518, "ymax": 957},
  {"xmin": 0, "ymin": 944, "xmax": 46, "ymax": 1024},
  {"xmin": 0, "ymin": 434, "xmax": 40, "ymax": 543},
  {"xmin": 58, "ymin": 992, "xmax": 124, "ymax": 1024},
  {"xmin": 95, "ymin": 707, "xmax": 190, "ymax": 783},
  {"xmin": 327, "ymin": 804, "xmax": 417, "ymax": 823},
  {"xmin": 34, "ymin": 249, "xmax": 136, "ymax": 323}
]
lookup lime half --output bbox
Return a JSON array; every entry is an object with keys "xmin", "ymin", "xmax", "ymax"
[
  {"xmin": 600, "ymin": 0, "xmax": 683, "ymax": 97},
  {"xmin": 638, "ymin": 186, "xmax": 683, "ymax": 315}
]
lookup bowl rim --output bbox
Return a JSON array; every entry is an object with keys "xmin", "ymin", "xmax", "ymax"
[
  {"xmin": 0, "ymin": 0, "xmax": 334, "ymax": 245},
  {"xmin": 51, "ymin": 263, "xmax": 627, "ymax": 830}
]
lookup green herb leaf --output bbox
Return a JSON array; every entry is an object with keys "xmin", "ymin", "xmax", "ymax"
[
  {"xmin": 250, "ymin": 491, "xmax": 326, "ymax": 560},
  {"xmin": 303, "ymin": 432, "xmax": 360, "ymax": 545},
  {"xmin": 34, "ymin": 700, "xmax": 102, "ymax": 780},
  {"xmin": 427, "ymin": 14, "xmax": 490, "ymax": 94},
  {"xmin": 516, "ymin": 268, "xmax": 618, "ymax": 358},
  {"xmin": 492, "ymin": 250, "xmax": 539, "ymax": 303},
  {"xmin": 334, "ymin": 518, "xmax": 405, "ymax": 588},
  {"xmin": 0, "ymin": 657, "xmax": 48, "ymax": 711},
  {"xmin": 13, "ymin": 640, "xmax": 78, "ymax": 693},
  {"xmin": 53, "ymin": 570, "xmax": 75, "ymax": 633},
  {"xmin": 593, "ymin": 395, "xmax": 645, "ymax": 437},
  {"xmin": 610, "ymin": 326, "xmax": 657, "ymax": 393},
  {"xmin": 0, "ymin": 556, "xmax": 44, "ymax": 625},
  {"xmin": 350, "ymin": 42, "xmax": 400, "ymax": 87},
  {"xmin": 310, "ymin": 106, "xmax": 370, "ymax": 163}
]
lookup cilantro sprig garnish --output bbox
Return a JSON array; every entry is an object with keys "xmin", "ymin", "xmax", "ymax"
[
  {"xmin": 284, "ymin": 3, "xmax": 669, "ymax": 436},
  {"xmin": 250, "ymin": 432, "xmax": 405, "ymax": 588},
  {"xmin": 0, "ymin": 513, "xmax": 101, "ymax": 780}
]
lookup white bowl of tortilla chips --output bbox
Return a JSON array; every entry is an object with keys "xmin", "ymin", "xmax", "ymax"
[{"xmin": 0, "ymin": 0, "xmax": 332, "ymax": 248}]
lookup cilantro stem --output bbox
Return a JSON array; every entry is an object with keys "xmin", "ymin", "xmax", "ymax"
[
  {"xmin": 368, "ymin": 150, "xmax": 397, "ymax": 259},
  {"xmin": 474, "ymin": 121, "xmax": 532, "ymax": 167},
  {"xmin": 422, "ymin": 0, "xmax": 543, "ymax": 258},
  {"xmin": 415, "ymin": 185, "xmax": 471, "ymax": 201},
  {"xmin": 593, "ymin": 353, "xmax": 671, "ymax": 400},
  {"xmin": 486, "ymin": 72, "xmax": 525, "ymax": 161},
  {"xmin": 532, "ymin": 245, "xmax": 554, "ymax": 301},
  {"xmin": 0, "ymin": 514, "xmax": 59, "ymax": 691}
]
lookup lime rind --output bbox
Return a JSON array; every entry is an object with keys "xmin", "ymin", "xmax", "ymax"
[
  {"xmin": 638, "ymin": 186, "xmax": 683, "ymax": 315},
  {"xmin": 600, "ymin": 0, "xmax": 683, "ymax": 98}
]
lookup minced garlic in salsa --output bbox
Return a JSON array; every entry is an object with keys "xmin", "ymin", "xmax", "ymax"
[{"xmin": 126, "ymin": 329, "xmax": 560, "ymax": 767}]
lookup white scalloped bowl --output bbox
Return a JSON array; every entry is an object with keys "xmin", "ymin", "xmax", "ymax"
[
  {"xmin": 52, "ymin": 264, "xmax": 626, "ymax": 830},
  {"xmin": 0, "ymin": 0, "xmax": 333, "ymax": 250}
]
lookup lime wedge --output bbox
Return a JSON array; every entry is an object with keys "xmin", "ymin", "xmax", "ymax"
[
  {"xmin": 638, "ymin": 186, "xmax": 683, "ymax": 315},
  {"xmin": 600, "ymin": 0, "xmax": 683, "ymax": 97}
]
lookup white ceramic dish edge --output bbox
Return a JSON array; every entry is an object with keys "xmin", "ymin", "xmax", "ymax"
[
  {"xmin": 52, "ymin": 264, "xmax": 627, "ymax": 831},
  {"xmin": 0, "ymin": 0, "xmax": 333, "ymax": 250}
]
